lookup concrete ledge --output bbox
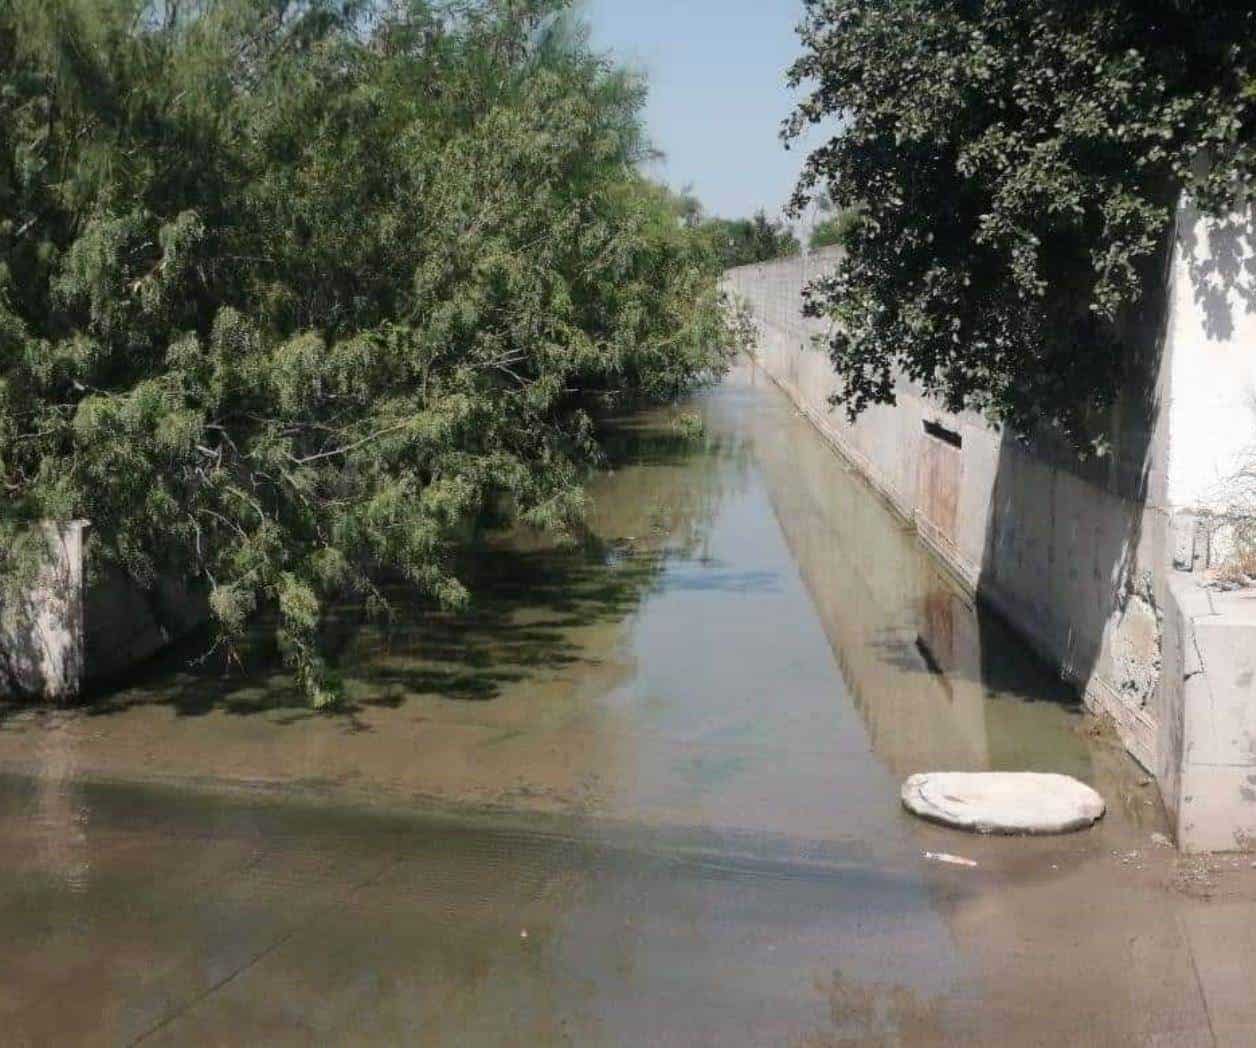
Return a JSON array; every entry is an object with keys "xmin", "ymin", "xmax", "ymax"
[{"xmin": 1164, "ymin": 573, "xmax": 1256, "ymax": 852}]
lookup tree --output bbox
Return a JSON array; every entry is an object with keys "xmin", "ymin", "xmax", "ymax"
[
  {"xmin": 0, "ymin": 0, "xmax": 736, "ymax": 705},
  {"xmin": 673, "ymin": 184, "xmax": 706, "ymax": 230},
  {"xmin": 809, "ymin": 210, "xmax": 859, "ymax": 251},
  {"xmin": 704, "ymin": 209, "xmax": 801, "ymax": 270},
  {"xmin": 785, "ymin": 0, "xmax": 1256, "ymax": 447}
]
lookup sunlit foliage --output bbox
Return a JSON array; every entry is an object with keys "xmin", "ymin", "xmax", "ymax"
[{"xmin": 704, "ymin": 210, "xmax": 801, "ymax": 271}]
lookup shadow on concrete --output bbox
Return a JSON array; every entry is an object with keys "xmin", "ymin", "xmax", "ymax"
[
  {"xmin": 1178, "ymin": 204, "xmax": 1256, "ymax": 341},
  {"xmin": 970, "ymin": 219, "xmax": 1203, "ymax": 761}
]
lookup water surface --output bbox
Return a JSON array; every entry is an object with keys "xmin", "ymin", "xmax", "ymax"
[{"xmin": 1, "ymin": 364, "xmax": 1238, "ymax": 1046}]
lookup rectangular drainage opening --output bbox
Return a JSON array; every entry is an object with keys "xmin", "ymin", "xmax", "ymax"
[{"xmin": 922, "ymin": 419, "xmax": 962, "ymax": 449}]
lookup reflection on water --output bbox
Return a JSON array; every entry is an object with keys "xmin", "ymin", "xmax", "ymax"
[
  {"xmin": 26, "ymin": 724, "xmax": 91, "ymax": 895},
  {"xmin": 738, "ymin": 367, "xmax": 1093, "ymax": 783},
  {"xmin": 0, "ymin": 364, "xmax": 1171, "ymax": 1045}
]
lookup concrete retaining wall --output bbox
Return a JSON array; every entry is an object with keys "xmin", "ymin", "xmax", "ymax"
[
  {"xmin": 725, "ymin": 248, "xmax": 1170, "ymax": 771},
  {"xmin": 726, "ymin": 200, "xmax": 1256, "ymax": 852}
]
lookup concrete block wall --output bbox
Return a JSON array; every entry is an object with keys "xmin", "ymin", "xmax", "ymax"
[{"xmin": 726, "ymin": 200, "xmax": 1256, "ymax": 851}]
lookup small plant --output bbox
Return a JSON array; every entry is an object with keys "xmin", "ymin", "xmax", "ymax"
[{"xmin": 670, "ymin": 412, "xmax": 705, "ymax": 440}]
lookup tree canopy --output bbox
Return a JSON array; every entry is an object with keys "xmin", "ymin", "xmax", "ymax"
[
  {"xmin": 808, "ymin": 210, "xmax": 858, "ymax": 252},
  {"xmin": 703, "ymin": 210, "xmax": 801, "ymax": 270},
  {"xmin": 786, "ymin": 0, "xmax": 1256, "ymax": 446},
  {"xmin": 0, "ymin": 0, "xmax": 737, "ymax": 704}
]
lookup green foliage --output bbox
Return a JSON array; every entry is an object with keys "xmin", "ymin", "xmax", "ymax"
[
  {"xmin": 0, "ymin": 0, "xmax": 736, "ymax": 703},
  {"xmin": 808, "ymin": 209, "xmax": 859, "ymax": 252},
  {"xmin": 786, "ymin": 0, "xmax": 1256, "ymax": 446},
  {"xmin": 703, "ymin": 209, "xmax": 801, "ymax": 270},
  {"xmin": 668, "ymin": 410, "xmax": 704, "ymax": 440}
]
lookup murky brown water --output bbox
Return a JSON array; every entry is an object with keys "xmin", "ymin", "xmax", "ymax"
[{"xmin": 2, "ymin": 365, "xmax": 1253, "ymax": 1045}]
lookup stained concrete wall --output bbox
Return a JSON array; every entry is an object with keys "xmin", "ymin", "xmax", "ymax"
[
  {"xmin": 726, "ymin": 200, "xmax": 1256, "ymax": 852},
  {"xmin": 0, "ymin": 523, "xmax": 87, "ymax": 701}
]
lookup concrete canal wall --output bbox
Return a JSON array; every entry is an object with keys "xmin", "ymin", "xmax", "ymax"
[
  {"xmin": 726, "ymin": 203, "xmax": 1256, "ymax": 852},
  {"xmin": 0, "ymin": 523, "xmax": 87, "ymax": 701}
]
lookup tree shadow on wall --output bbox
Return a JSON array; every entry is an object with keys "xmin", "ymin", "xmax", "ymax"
[
  {"xmin": 972, "ymin": 206, "xmax": 1256, "ymax": 756},
  {"xmin": 976, "ymin": 298, "xmax": 1165, "ymax": 746},
  {"xmin": 1177, "ymin": 201, "xmax": 1256, "ymax": 341}
]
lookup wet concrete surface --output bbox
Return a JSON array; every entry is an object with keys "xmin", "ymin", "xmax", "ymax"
[{"xmin": 1, "ymin": 364, "xmax": 1255, "ymax": 1045}]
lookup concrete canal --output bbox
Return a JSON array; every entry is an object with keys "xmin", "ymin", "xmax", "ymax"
[{"xmin": 1, "ymin": 364, "xmax": 1252, "ymax": 1045}]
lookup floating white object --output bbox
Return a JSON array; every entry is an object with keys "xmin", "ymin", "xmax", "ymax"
[
  {"xmin": 922, "ymin": 851, "xmax": 977, "ymax": 867},
  {"xmin": 902, "ymin": 772, "xmax": 1105, "ymax": 835}
]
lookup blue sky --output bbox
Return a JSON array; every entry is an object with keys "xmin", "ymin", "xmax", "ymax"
[{"xmin": 582, "ymin": 0, "xmax": 816, "ymax": 223}]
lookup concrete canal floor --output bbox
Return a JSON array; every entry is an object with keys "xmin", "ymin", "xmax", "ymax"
[{"xmin": 1, "ymin": 365, "xmax": 1255, "ymax": 1045}]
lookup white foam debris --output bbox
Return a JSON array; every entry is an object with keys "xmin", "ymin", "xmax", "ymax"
[{"xmin": 902, "ymin": 772, "xmax": 1105, "ymax": 835}]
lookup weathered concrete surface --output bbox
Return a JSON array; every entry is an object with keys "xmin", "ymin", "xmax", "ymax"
[
  {"xmin": 902, "ymin": 772, "xmax": 1105, "ymax": 835},
  {"xmin": 5, "ymin": 770, "xmax": 1254, "ymax": 1047},
  {"xmin": 726, "ymin": 197, "xmax": 1256, "ymax": 852},
  {"xmin": 1160, "ymin": 574, "xmax": 1256, "ymax": 852},
  {"xmin": 0, "ymin": 522, "xmax": 87, "ymax": 701}
]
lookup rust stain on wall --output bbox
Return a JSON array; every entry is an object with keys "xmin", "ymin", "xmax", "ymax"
[{"xmin": 918, "ymin": 430, "xmax": 961, "ymax": 549}]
